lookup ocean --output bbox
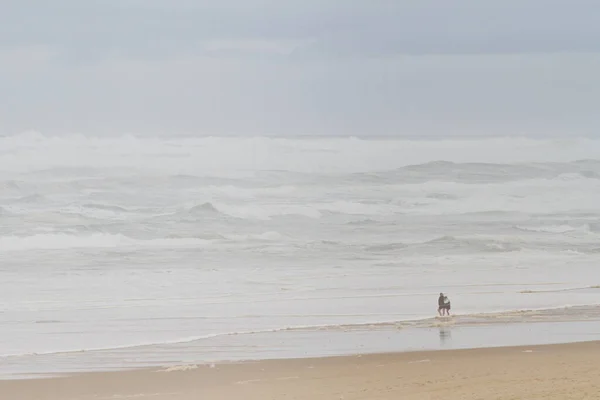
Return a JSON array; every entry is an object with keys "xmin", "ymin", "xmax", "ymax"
[{"xmin": 1, "ymin": 133, "xmax": 600, "ymax": 375}]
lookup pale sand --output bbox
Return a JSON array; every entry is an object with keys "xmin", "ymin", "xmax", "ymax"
[{"xmin": 2, "ymin": 341, "xmax": 599, "ymax": 400}]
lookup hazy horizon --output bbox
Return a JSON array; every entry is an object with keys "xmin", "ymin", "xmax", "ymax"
[{"xmin": 2, "ymin": 1, "xmax": 600, "ymax": 137}]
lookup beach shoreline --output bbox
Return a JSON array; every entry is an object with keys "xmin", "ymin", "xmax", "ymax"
[
  {"xmin": 3, "ymin": 314, "xmax": 600, "ymax": 380},
  {"xmin": 2, "ymin": 340, "xmax": 599, "ymax": 400}
]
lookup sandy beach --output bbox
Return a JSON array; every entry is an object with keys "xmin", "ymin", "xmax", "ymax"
[{"xmin": 2, "ymin": 341, "xmax": 599, "ymax": 400}]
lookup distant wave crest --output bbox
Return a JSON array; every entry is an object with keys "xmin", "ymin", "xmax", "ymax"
[
  {"xmin": 0, "ymin": 233, "xmax": 212, "ymax": 252},
  {"xmin": 0, "ymin": 230, "xmax": 288, "ymax": 252},
  {"xmin": 515, "ymin": 223, "xmax": 600, "ymax": 234},
  {"xmin": 82, "ymin": 203, "xmax": 130, "ymax": 213},
  {"xmin": 365, "ymin": 235, "xmax": 523, "ymax": 254}
]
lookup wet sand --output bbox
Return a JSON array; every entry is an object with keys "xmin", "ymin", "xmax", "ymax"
[{"xmin": 2, "ymin": 341, "xmax": 599, "ymax": 400}]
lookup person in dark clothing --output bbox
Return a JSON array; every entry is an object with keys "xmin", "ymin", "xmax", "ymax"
[
  {"xmin": 438, "ymin": 293, "xmax": 451, "ymax": 316},
  {"xmin": 438, "ymin": 293, "xmax": 445, "ymax": 316}
]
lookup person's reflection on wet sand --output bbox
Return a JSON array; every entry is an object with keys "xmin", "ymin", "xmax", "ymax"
[{"xmin": 439, "ymin": 326, "xmax": 452, "ymax": 346}]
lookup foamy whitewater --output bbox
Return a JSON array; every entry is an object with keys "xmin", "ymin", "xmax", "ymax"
[{"xmin": 1, "ymin": 133, "xmax": 600, "ymax": 375}]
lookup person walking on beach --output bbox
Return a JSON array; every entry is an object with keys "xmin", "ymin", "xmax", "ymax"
[
  {"xmin": 438, "ymin": 293, "xmax": 445, "ymax": 316},
  {"xmin": 438, "ymin": 293, "xmax": 451, "ymax": 316}
]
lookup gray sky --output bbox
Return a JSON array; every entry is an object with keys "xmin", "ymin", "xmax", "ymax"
[{"xmin": 2, "ymin": 0, "xmax": 600, "ymax": 136}]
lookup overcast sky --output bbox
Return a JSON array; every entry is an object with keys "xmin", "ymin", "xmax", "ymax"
[{"xmin": 2, "ymin": 0, "xmax": 600, "ymax": 136}]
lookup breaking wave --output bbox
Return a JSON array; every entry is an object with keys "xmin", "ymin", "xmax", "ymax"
[
  {"xmin": 0, "ymin": 233, "xmax": 213, "ymax": 252},
  {"xmin": 515, "ymin": 223, "xmax": 600, "ymax": 234},
  {"xmin": 0, "ymin": 230, "xmax": 288, "ymax": 252},
  {"xmin": 81, "ymin": 203, "xmax": 130, "ymax": 213},
  {"xmin": 349, "ymin": 159, "xmax": 600, "ymax": 184},
  {"xmin": 178, "ymin": 202, "xmax": 322, "ymax": 220},
  {"xmin": 410, "ymin": 235, "xmax": 522, "ymax": 253},
  {"xmin": 363, "ymin": 235, "xmax": 525, "ymax": 254},
  {"xmin": 10, "ymin": 194, "xmax": 47, "ymax": 204}
]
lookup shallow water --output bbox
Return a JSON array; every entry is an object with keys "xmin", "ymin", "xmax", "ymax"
[{"xmin": 3, "ymin": 316, "xmax": 600, "ymax": 379}]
